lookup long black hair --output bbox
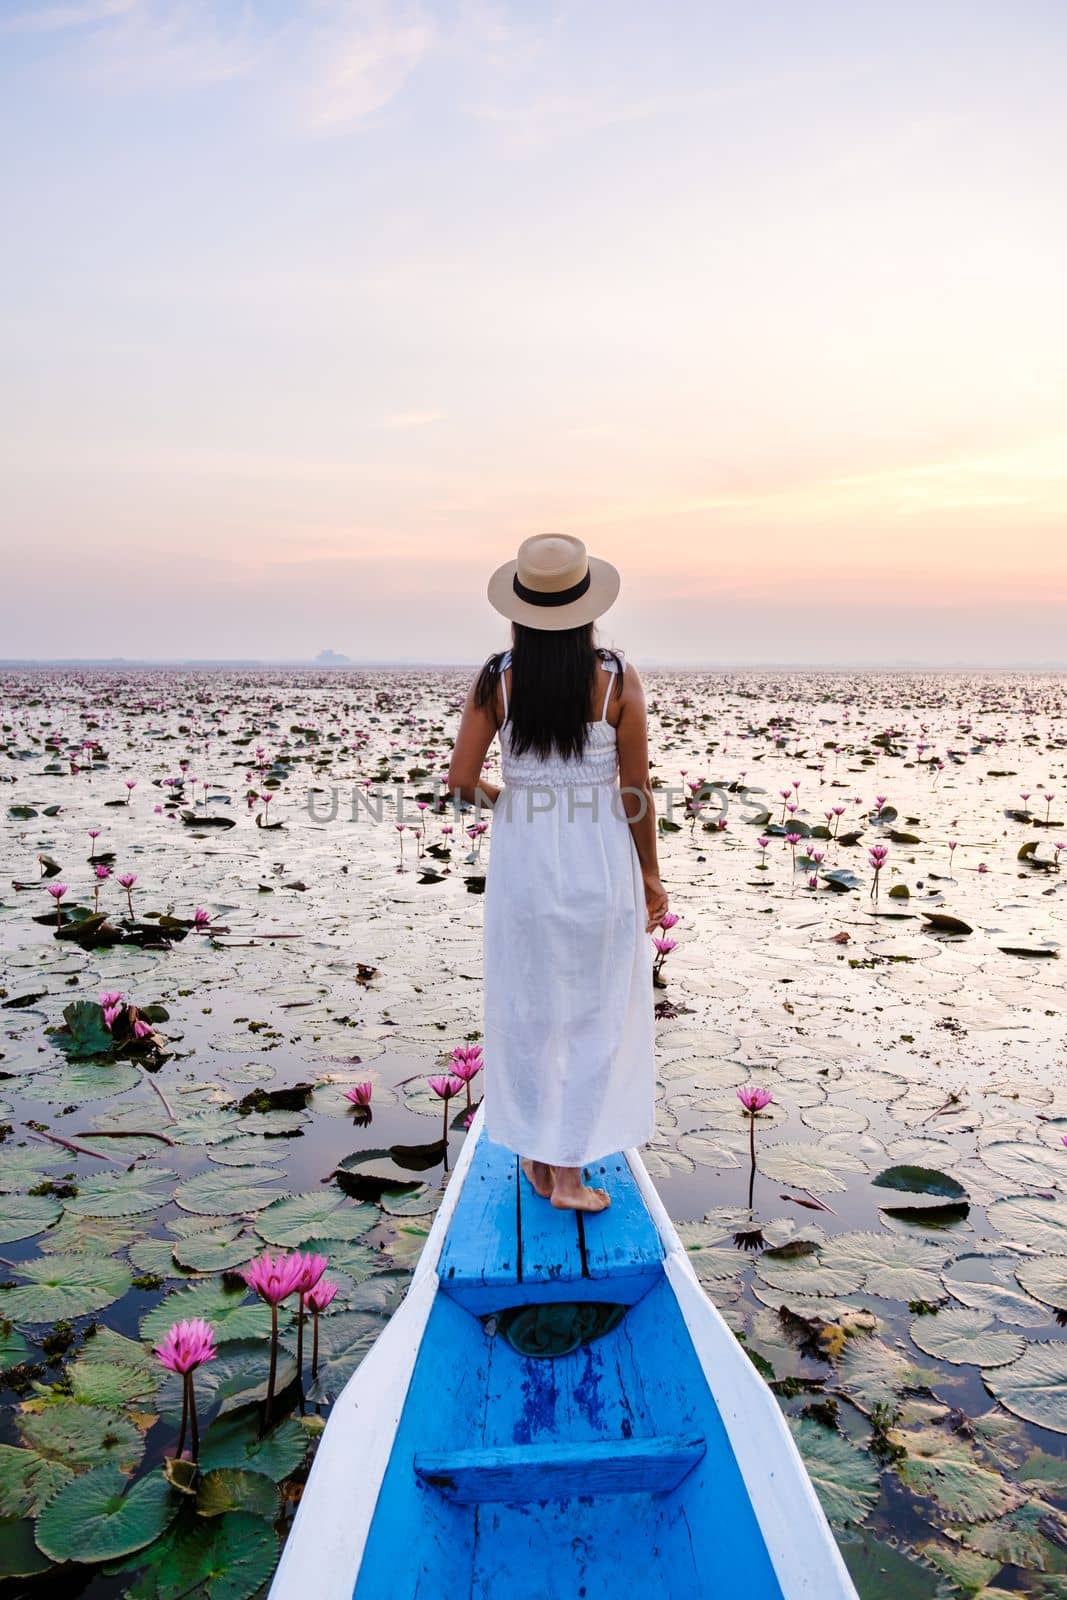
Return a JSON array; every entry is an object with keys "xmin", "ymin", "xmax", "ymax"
[{"xmin": 474, "ymin": 622, "xmax": 622, "ymax": 761}]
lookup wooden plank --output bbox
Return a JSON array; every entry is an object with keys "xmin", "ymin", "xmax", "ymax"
[
  {"xmin": 437, "ymin": 1130, "xmax": 520, "ymax": 1307},
  {"xmin": 516, "ymin": 1164, "xmax": 584, "ymax": 1290},
  {"xmin": 415, "ymin": 1432, "xmax": 706, "ymax": 1503},
  {"xmin": 580, "ymin": 1150, "xmax": 664, "ymax": 1289}
]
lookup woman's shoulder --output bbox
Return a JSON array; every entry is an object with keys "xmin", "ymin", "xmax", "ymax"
[{"xmin": 595, "ymin": 646, "xmax": 626, "ymax": 674}]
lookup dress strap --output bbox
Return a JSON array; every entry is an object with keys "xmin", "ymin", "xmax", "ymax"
[
  {"xmin": 499, "ymin": 650, "xmax": 512, "ymax": 722},
  {"xmin": 598, "ymin": 650, "xmax": 625, "ymax": 721}
]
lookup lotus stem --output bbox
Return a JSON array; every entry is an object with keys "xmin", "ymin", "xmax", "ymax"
[
  {"xmin": 311, "ymin": 1307, "xmax": 320, "ymax": 1381},
  {"xmin": 176, "ymin": 1373, "xmax": 189, "ymax": 1461},
  {"xmin": 264, "ymin": 1303, "xmax": 278, "ymax": 1434},
  {"xmin": 187, "ymin": 1371, "xmax": 200, "ymax": 1462}
]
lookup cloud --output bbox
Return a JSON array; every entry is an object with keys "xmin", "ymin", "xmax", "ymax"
[
  {"xmin": 304, "ymin": 1, "xmax": 436, "ymax": 129},
  {"xmin": 383, "ymin": 408, "xmax": 445, "ymax": 429},
  {"xmin": 0, "ymin": 0, "xmax": 137, "ymax": 34}
]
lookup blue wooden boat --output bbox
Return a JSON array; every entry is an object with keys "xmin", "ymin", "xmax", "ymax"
[{"xmin": 270, "ymin": 1110, "xmax": 858, "ymax": 1599}]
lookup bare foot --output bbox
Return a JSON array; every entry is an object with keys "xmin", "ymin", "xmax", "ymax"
[
  {"xmin": 520, "ymin": 1158, "xmax": 555, "ymax": 1198},
  {"xmin": 550, "ymin": 1181, "xmax": 611, "ymax": 1213}
]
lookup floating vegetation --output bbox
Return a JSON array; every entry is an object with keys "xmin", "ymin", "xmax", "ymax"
[{"xmin": 2, "ymin": 665, "xmax": 1067, "ymax": 1596}]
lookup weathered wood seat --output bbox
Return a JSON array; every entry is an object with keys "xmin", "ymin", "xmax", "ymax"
[
  {"xmin": 414, "ymin": 1433, "xmax": 707, "ymax": 1503},
  {"xmin": 436, "ymin": 1132, "xmax": 664, "ymax": 1314}
]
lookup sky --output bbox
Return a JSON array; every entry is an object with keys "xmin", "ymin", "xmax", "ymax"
[{"xmin": 1, "ymin": 0, "xmax": 1065, "ymax": 665}]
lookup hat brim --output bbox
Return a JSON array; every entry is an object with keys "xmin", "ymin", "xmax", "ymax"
[{"xmin": 486, "ymin": 555, "xmax": 621, "ymax": 631}]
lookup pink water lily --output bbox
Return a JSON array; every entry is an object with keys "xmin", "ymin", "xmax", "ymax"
[
  {"xmin": 243, "ymin": 1249, "xmax": 306, "ymax": 1427},
  {"xmin": 449, "ymin": 1045, "xmax": 483, "ymax": 1111},
  {"xmin": 658, "ymin": 911, "xmax": 679, "ymax": 930},
  {"xmin": 154, "ymin": 1318, "xmax": 217, "ymax": 1462},
  {"xmin": 343, "ymin": 1082, "xmax": 373, "ymax": 1106},
  {"xmin": 737, "ymin": 1086, "xmax": 774, "ymax": 1113},
  {"xmin": 429, "ymin": 1074, "xmax": 464, "ymax": 1146},
  {"xmin": 305, "ymin": 1276, "xmax": 339, "ymax": 1379},
  {"xmin": 290, "ymin": 1252, "xmax": 329, "ymax": 1392},
  {"xmin": 46, "ymin": 883, "xmax": 68, "ymax": 927},
  {"xmin": 737, "ymin": 1086, "xmax": 773, "ymax": 1208}
]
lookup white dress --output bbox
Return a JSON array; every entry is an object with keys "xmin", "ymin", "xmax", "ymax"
[{"xmin": 482, "ymin": 650, "xmax": 656, "ymax": 1166}]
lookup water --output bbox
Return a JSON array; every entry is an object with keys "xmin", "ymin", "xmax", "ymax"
[{"xmin": 1, "ymin": 666, "xmax": 1066, "ymax": 1598}]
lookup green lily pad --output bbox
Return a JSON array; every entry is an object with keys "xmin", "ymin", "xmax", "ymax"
[
  {"xmin": 175, "ymin": 1168, "xmax": 286, "ymax": 1216},
  {"xmin": 254, "ymin": 1191, "xmax": 378, "ymax": 1248},
  {"xmin": 754, "ymin": 1243, "xmax": 865, "ymax": 1298},
  {"xmin": 984, "ymin": 1343, "xmax": 1067, "ymax": 1433},
  {"xmin": 822, "ymin": 1231, "xmax": 950, "ymax": 1301},
  {"xmin": 197, "ymin": 1410, "xmax": 306, "ymax": 1481},
  {"xmin": 18, "ymin": 1397, "xmax": 144, "ymax": 1472},
  {"xmin": 128, "ymin": 1508, "xmax": 279, "ymax": 1600},
  {"xmin": 35, "ymin": 1463, "xmax": 180, "ymax": 1563},
  {"xmin": 943, "ymin": 1253, "xmax": 1050, "ymax": 1328},
  {"xmin": 982, "ymin": 1142, "xmax": 1064, "ymax": 1189},
  {"xmin": 1015, "ymin": 1257, "xmax": 1067, "ymax": 1313},
  {"xmin": 140, "ymin": 1283, "xmax": 270, "ymax": 1346},
  {"xmin": 195, "ymin": 1468, "xmax": 278, "ymax": 1519},
  {"xmin": 0, "ymin": 1322, "xmax": 31, "ymax": 1371},
  {"xmin": 909, "ymin": 1308, "xmax": 1026, "ymax": 1368},
  {"xmin": 787, "ymin": 1418, "xmax": 879, "ymax": 1528},
  {"xmin": 65, "ymin": 1167, "xmax": 176, "ymax": 1218},
  {"xmin": 987, "ymin": 1194, "xmax": 1067, "ymax": 1254},
  {"xmin": 0, "ymin": 1193, "xmax": 62, "ymax": 1244},
  {"xmin": 894, "ymin": 1426, "xmax": 1023, "ymax": 1522},
  {"xmin": 756, "ymin": 1141, "xmax": 868, "ymax": 1194},
  {"xmin": 872, "ymin": 1165, "xmax": 967, "ymax": 1200},
  {"xmin": 0, "ymin": 1442, "xmax": 73, "ymax": 1517},
  {"xmin": 0, "ymin": 1516, "xmax": 53, "ymax": 1577},
  {"xmin": 171, "ymin": 1226, "xmax": 258, "ymax": 1274},
  {"xmin": 0, "ymin": 1252, "xmax": 133, "ymax": 1322}
]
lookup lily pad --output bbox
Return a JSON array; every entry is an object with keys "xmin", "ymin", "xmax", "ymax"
[
  {"xmin": 822, "ymin": 1232, "xmax": 951, "ymax": 1301},
  {"xmin": 254, "ymin": 1191, "xmax": 378, "ymax": 1248},
  {"xmin": 140, "ymin": 1283, "xmax": 270, "ymax": 1346},
  {"xmin": 1015, "ymin": 1257, "xmax": 1067, "ymax": 1313},
  {"xmin": 18, "ymin": 1397, "xmax": 144, "ymax": 1472},
  {"xmin": 195, "ymin": 1468, "xmax": 278, "ymax": 1520},
  {"xmin": 0, "ymin": 1253, "xmax": 133, "ymax": 1322},
  {"xmin": 35, "ymin": 1463, "xmax": 180, "ymax": 1563},
  {"xmin": 909, "ymin": 1308, "xmax": 1026, "ymax": 1368},
  {"xmin": 756, "ymin": 1141, "xmax": 868, "ymax": 1194},
  {"xmin": 0, "ymin": 1193, "xmax": 62, "ymax": 1244},
  {"xmin": 65, "ymin": 1167, "xmax": 177, "ymax": 1218},
  {"xmin": 174, "ymin": 1167, "xmax": 287, "ymax": 1216},
  {"xmin": 894, "ymin": 1425, "xmax": 1023, "ymax": 1522},
  {"xmin": 984, "ymin": 1343, "xmax": 1067, "ymax": 1433},
  {"xmin": 787, "ymin": 1418, "xmax": 879, "ymax": 1528}
]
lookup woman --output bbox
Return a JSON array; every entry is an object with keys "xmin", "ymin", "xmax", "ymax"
[{"xmin": 448, "ymin": 533, "xmax": 667, "ymax": 1213}]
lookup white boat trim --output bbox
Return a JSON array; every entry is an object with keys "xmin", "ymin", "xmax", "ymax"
[
  {"xmin": 268, "ymin": 1106, "xmax": 486, "ymax": 1600},
  {"xmin": 624, "ymin": 1144, "xmax": 858, "ymax": 1599}
]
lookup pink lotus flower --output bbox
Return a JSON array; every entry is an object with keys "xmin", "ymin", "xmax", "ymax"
[
  {"xmin": 243, "ymin": 1251, "xmax": 305, "ymax": 1425},
  {"xmin": 653, "ymin": 937, "xmax": 677, "ymax": 956},
  {"xmin": 305, "ymin": 1276, "xmax": 338, "ymax": 1380},
  {"xmin": 132, "ymin": 1018, "xmax": 154, "ymax": 1040},
  {"xmin": 305, "ymin": 1276, "xmax": 338, "ymax": 1315},
  {"xmin": 192, "ymin": 907, "xmax": 210, "ymax": 929},
  {"xmin": 154, "ymin": 1317, "xmax": 218, "ymax": 1375},
  {"xmin": 343, "ymin": 1082, "xmax": 373, "ymax": 1106},
  {"xmin": 658, "ymin": 911, "xmax": 679, "ymax": 930},
  {"xmin": 102, "ymin": 1003, "xmax": 123, "ymax": 1030},
  {"xmin": 429, "ymin": 1074, "xmax": 464, "ymax": 1144},
  {"xmin": 242, "ymin": 1250, "xmax": 305, "ymax": 1306},
  {"xmin": 99, "ymin": 990, "xmax": 123, "ymax": 1008},
  {"xmin": 737, "ymin": 1086, "xmax": 773, "ymax": 1113},
  {"xmin": 154, "ymin": 1317, "xmax": 217, "ymax": 1462},
  {"xmin": 450, "ymin": 1045, "xmax": 483, "ymax": 1109},
  {"xmin": 46, "ymin": 884, "xmax": 68, "ymax": 927}
]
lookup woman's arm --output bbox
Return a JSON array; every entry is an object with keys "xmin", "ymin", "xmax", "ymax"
[
  {"xmin": 447, "ymin": 672, "xmax": 501, "ymax": 809},
  {"xmin": 615, "ymin": 662, "xmax": 669, "ymax": 931}
]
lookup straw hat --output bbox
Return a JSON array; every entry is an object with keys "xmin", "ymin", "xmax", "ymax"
[{"xmin": 486, "ymin": 534, "xmax": 620, "ymax": 631}]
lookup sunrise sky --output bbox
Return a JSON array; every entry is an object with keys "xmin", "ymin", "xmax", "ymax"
[{"xmin": 1, "ymin": 0, "xmax": 1065, "ymax": 664}]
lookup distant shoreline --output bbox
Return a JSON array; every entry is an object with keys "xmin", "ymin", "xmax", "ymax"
[{"xmin": 2, "ymin": 659, "xmax": 1066, "ymax": 673}]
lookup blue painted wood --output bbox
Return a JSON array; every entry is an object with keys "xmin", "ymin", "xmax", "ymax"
[
  {"xmin": 437, "ymin": 1133, "xmax": 519, "ymax": 1309},
  {"xmin": 414, "ymin": 1432, "xmax": 706, "ymax": 1502},
  {"xmin": 581, "ymin": 1151, "xmax": 665, "ymax": 1285},
  {"xmin": 354, "ymin": 1277, "xmax": 786, "ymax": 1599},
  {"xmin": 440, "ymin": 1131, "xmax": 663, "ymax": 1312},
  {"xmin": 516, "ymin": 1159, "xmax": 583, "ymax": 1288}
]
